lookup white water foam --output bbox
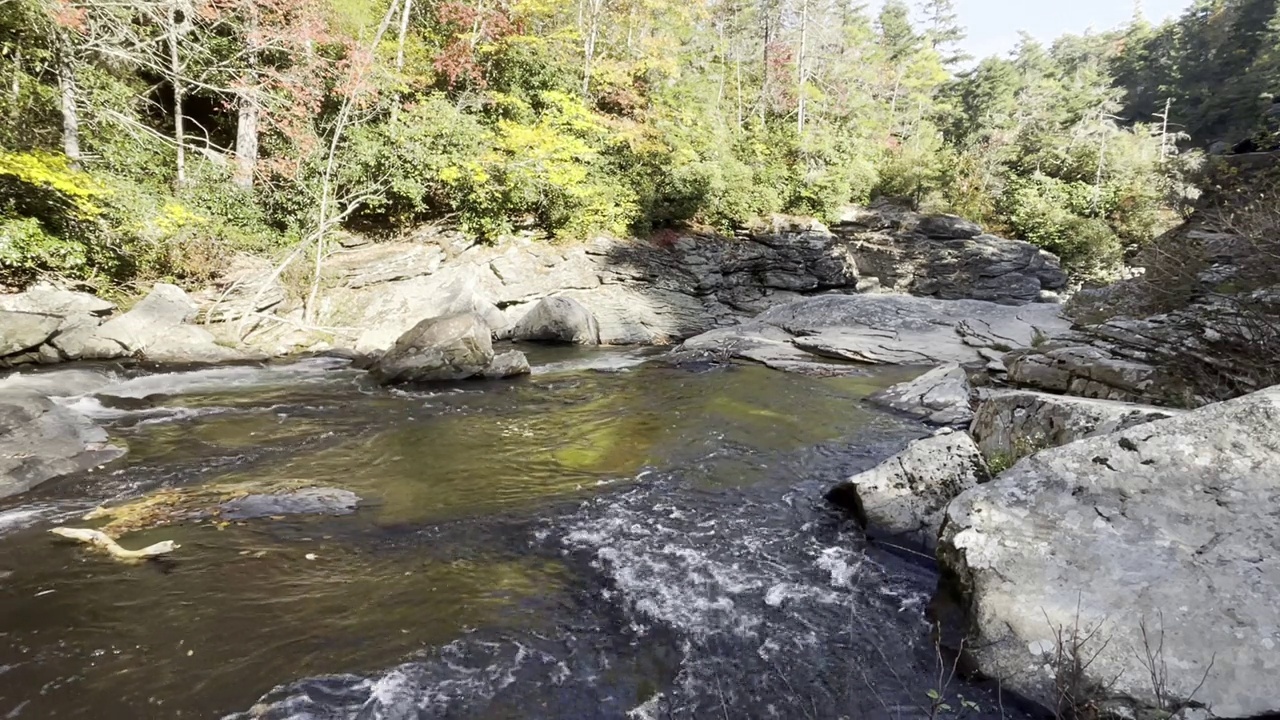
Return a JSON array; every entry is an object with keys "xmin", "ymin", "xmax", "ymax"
[
  {"xmin": 91, "ymin": 356, "xmax": 352, "ymax": 400},
  {"xmin": 530, "ymin": 350, "xmax": 653, "ymax": 376}
]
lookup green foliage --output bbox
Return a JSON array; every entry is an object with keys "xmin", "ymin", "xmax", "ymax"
[{"xmin": 0, "ymin": 0, "xmax": 1245, "ymax": 293}]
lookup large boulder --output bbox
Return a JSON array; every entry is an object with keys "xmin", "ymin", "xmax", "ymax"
[
  {"xmin": 369, "ymin": 312, "xmax": 495, "ymax": 384},
  {"xmin": 826, "ymin": 429, "xmax": 989, "ymax": 547},
  {"xmin": 0, "ymin": 391, "xmax": 125, "ymax": 499},
  {"xmin": 939, "ymin": 386, "xmax": 1280, "ymax": 718},
  {"xmin": 0, "ymin": 310, "xmax": 60, "ymax": 358},
  {"xmin": 970, "ymin": 390, "xmax": 1181, "ymax": 468},
  {"xmin": 93, "ymin": 283, "xmax": 197, "ymax": 352},
  {"xmin": 681, "ymin": 294, "xmax": 1070, "ymax": 371},
  {"xmin": 869, "ymin": 363, "xmax": 972, "ymax": 425},
  {"xmin": 510, "ymin": 296, "xmax": 601, "ymax": 345},
  {"xmin": 0, "ymin": 285, "xmax": 114, "ymax": 335}
]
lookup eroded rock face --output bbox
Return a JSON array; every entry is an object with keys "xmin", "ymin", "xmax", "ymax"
[
  {"xmin": 826, "ymin": 429, "xmax": 988, "ymax": 546},
  {"xmin": 681, "ymin": 294, "xmax": 1070, "ymax": 371},
  {"xmin": 970, "ymin": 390, "xmax": 1180, "ymax": 466},
  {"xmin": 200, "ymin": 207, "xmax": 1069, "ymax": 355},
  {"xmin": 869, "ymin": 363, "xmax": 972, "ymax": 425},
  {"xmin": 834, "ymin": 207, "xmax": 1068, "ymax": 305},
  {"xmin": 511, "ymin": 296, "xmax": 601, "ymax": 345},
  {"xmin": 0, "ymin": 391, "xmax": 124, "ymax": 499},
  {"xmin": 939, "ymin": 386, "xmax": 1280, "ymax": 718},
  {"xmin": 370, "ymin": 312, "xmax": 494, "ymax": 384}
]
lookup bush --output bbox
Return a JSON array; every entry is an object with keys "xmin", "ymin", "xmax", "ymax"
[
  {"xmin": 1000, "ymin": 173, "xmax": 1123, "ymax": 281},
  {"xmin": 0, "ymin": 151, "xmax": 278, "ymax": 289}
]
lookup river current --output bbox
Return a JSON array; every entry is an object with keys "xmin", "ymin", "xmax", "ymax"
[{"xmin": 0, "ymin": 348, "xmax": 1023, "ymax": 719}]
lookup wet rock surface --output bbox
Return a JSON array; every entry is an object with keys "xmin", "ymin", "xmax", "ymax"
[
  {"xmin": 0, "ymin": 390, "xmax": 123, "ymax": 499},
  {"xmin": 219, "ymin": 487, "xmax": 361, "ymax": 520}
]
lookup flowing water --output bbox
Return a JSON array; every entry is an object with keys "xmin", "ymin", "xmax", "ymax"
[{"xmin": 0, "ymin": 348, "xmax": 1022, "ymax": 720}]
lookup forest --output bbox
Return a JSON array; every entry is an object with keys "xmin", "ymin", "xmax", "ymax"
[{"xmin": 0, "ymin": 0, "xmax": 1278, "ymax": 291}]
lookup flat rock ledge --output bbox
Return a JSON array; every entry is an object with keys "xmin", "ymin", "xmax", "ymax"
[{"xmin": 680, "ymin": 294, "xmax": 1070, "ymax": 372}]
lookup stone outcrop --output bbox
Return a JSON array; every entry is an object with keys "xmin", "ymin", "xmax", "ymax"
[
  {"xmin": 1, "ymin": 284, "xmax": 255, "ymax": 366},
  {"xmin": 970, "ymin": 390, "xmax": 1180, "ymax": 467},
  {"xmin": 680, "ymin": 294, "xmax": 1070, "ymax": 371},
  {"xmin": 188, "ymin": 207, "xmax": 1066, "ymax": 356},
  {"xmin": 0, "ymin": 391, "xmax": 125, "ymax": 499},
  {"xmin": 834, "ymin": 206, "xmax": 1067, "ymax": 305},
  {"xmin": 939, "ymin": 386, "xmax": 1280, "ymax": 718},
  {"xmin": 826, "ymin": 429, "xmax": 989, "ymax": 547},
  {"xmin": 510, "ymin": 296, "xmax": 601, "ymax": 345},
  {"xmin": 868, "ymin": 363, "xmax": 973, "ymax": 425}
]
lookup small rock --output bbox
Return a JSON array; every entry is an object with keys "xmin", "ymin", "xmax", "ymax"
[
  {"xmin": 869, "ymin": 363, "xmax": 972, "ymax": 426},
  {"xmin": 481, "ymin": 350, "xmax": 531, "ymax": 379}
]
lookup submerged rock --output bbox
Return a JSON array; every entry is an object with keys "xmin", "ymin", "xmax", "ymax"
[
  {"xmin": 970, "ymin": 390, "xmax": 1180, "ymax": 468},
  {"xmin": 219, "ymin": 487, "xmax": 360, "ymax": 520},
  {"xmin": 0, "ymin": 391, "xmax": 124, "ymax": 499},
  {"xmin": 511, "ymin": 296, "xmax": 601, "ymax": 345},
  {"xmin": 826, "ymin": 429, "xmax": 989, "ymax": 547},
  {"xmin": 85, "ymin": 482, "xmax": 364, "ymax": 534},
  {"xmin": 370, "ymin": 312, "xmax": 495, "ymax": 384},
  {"xmin": 869, "ymin": 363, "xmax": 972, "ymax": 425},
  {"xmin": 939, "ymin": 385, "xmax": 1280, "ymax": 718}
]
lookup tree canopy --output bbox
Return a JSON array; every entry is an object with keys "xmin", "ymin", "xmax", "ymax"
[{"xmin": 0, "ymin": 0, "xmax": 1276, "ymax": 292}]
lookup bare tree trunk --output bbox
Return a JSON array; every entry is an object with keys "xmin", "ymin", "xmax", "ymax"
[
  {"xmin": 396, "ymin": 0, "xmax": 413, "ymax": 71},
  {"xmin": 58, "ymin": 55, "xmax": 80, "ymax": 167},
  {"xmin": 796, "ymin": 0, "xmax": 807, "ymax": 135},
  {"xmin": 581, "ymin": 0, "xmax": 602, "ymax": 96},
  {"xmin": 304, "ymin": 0, "xmax": 402, "ymax": 322},
  {"xmin": 168, "ymin": 3, "xmax": 187, "ymax": 186},
  {"xmin": 234, "ymin": 0, "xmax": 260, "ymax": 188},
  {"xmin": 234, "ymin": 98, "xmax": 259, "ymax": 188}
]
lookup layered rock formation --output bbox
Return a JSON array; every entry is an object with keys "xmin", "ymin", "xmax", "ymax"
[
  {"xmin": 0, "ymin": 284, "xmax": 257, "ymax": 367},
  {"xmin": 187, "ymin": 206, "xmax": 1066, "ymax": 357}
]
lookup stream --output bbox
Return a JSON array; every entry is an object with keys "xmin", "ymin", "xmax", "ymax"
[{"xmin": 0, "ymin": 347, "xmax": 1023, "ymax": 719}]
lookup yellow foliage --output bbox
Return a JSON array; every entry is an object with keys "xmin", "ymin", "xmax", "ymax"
[
  {"xmin": 153, "ymin": 202, "xmax": 208, "ymax": 233},
  {"xmin": 0, "ymin": 151, "xmax": 106, "ymax": 216}
]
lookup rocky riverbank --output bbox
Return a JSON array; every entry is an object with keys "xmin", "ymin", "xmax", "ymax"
[{"xmin": 3, "ymin": 187, "xmax": 1278, "ymax": 720}]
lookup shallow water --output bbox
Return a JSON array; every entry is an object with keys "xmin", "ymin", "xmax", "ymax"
[{"xmin": 0, "ymin": 349, "xmax": 1017, "ymax": 719}]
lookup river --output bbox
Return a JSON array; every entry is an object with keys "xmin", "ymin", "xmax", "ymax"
[{"xmin": 0, "ymin": 347, "xmax": 1023, "ymax": 719}]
